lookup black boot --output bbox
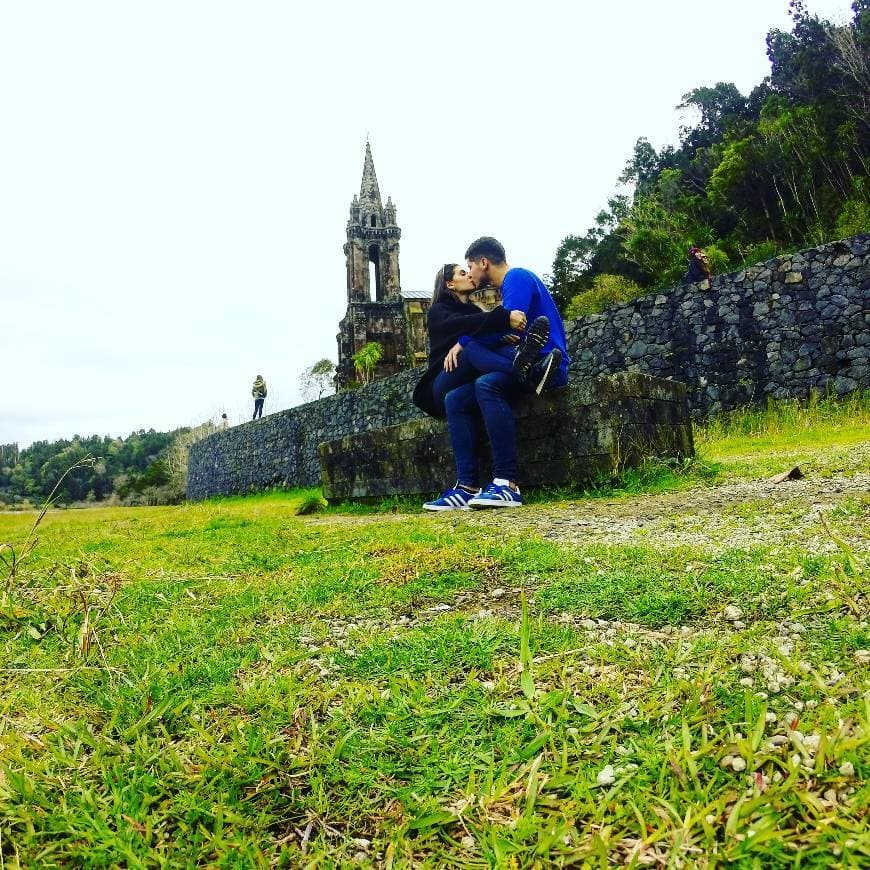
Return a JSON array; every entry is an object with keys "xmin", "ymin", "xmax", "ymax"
[
  {"xmin": 512, "ymin": 315, "xmax": 550, "ymax": 380},
  {"xmin": 527, "ymin": 348, "xmax": 562, "ymax": 395}
]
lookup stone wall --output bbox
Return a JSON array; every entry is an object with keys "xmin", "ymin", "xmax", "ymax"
[
  {"xmin": 320, "ymin": 374, "xmax": 693, "ymax": 500},
  {"xmin": 186, "ymin": 369, "xmax": 425, "ymax": 500},
  {"xmin": 187, "ymin": 235, "xmax": 869, "ymax": 500},
  {"xmin": 565, "ymin": 234, "xmax": 869, "ymax": 414}
]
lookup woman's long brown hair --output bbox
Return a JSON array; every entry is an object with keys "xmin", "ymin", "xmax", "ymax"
[{"xmin": 432, "ymin": 263, "xmax": 459, "ymax": 303}]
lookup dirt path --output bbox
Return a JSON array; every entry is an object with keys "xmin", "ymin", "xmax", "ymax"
[
  {"xmin": 313, "ymin": 463, "xmax": 869, "ymax": 552},
  {"xmin": 460, "ymin": 469, "xmax": 870, "ymax": 549}
]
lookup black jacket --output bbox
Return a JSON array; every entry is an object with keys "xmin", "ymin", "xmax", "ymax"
[
  {"xmin": 412, "ymin": 294, "xmax": 511, "ymax": 417},
  {"xmin": 683, "ymin": 257, "xmax": 709, "ymax": 284}
]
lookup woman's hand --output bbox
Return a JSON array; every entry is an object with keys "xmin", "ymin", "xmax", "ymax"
[
  {"xmin": 443, "ymin": 342, "xmax": 463, "ymax": 372},
  {"xmin": 509, "ymin": 310, "xmax": 527, "ymax": 330},
  {"xmin": 501, "ymin": 334, "xmax": 521, "ymax": 345}
]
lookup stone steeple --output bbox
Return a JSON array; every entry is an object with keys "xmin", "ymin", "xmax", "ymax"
[
  {"xmin": 359, "ymin": 139, "xmax": 382, "ymax": 205},
  {"xmin": 336, "ymin": 141, "xmax": 429, "ymax": 390},
  {"xmin": 344, "ymin": 140, "xmax": 401, "ymax": 304}
]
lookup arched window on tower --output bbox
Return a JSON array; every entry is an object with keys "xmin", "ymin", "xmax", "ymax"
[
  {"xmin": 370, "ymin": 215, "xmax": 377, "ymax": 227},
  {"xmin": 368, "ymin": 244, "xmax": 381, "ymax": 301}
]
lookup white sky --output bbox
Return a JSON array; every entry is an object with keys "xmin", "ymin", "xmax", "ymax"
[{"xmin": 0, "ymin": 0, "xmax": 854, "ymax": 448}]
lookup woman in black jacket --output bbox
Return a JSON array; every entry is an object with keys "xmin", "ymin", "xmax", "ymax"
[{"xmin": 412, "ymin": 263, "xmax": 526, "ymax": 417}]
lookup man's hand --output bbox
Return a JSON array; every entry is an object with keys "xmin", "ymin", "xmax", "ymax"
[
  {"xmin": 509, "ymin": 310, "xmax": 527, "ymax": 330},
  {"xmin": 443, "ymin": 342, "xmax": 463, "ymax": 372}
]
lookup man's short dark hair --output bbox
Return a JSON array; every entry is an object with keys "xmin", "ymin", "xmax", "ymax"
[{"xmin": 465, "ymin": 236, "xmax": 506, "ymax": 264}]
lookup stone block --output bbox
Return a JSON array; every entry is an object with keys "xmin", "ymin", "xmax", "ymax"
[{"xmin": 319, "ymin": 374, "xmax": 693, "ymax": 500}]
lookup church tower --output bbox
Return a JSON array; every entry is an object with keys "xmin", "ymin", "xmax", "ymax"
[
  {"xmin": 336, "ymin": 142, "xmax": 430, "ymax": 388},
  {"xmin": 344, "ymin": 141, "xmax": 401, "ymax": 302}
]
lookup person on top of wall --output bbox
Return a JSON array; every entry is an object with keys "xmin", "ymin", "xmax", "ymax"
[
  {"xmin": 251, "ymin": 375, "xmax": 267, "ymax": 420},
  {"xmin": 420, "ymin": 237, "xmax": 569, "ymax": 512},
  {"xmin": 684, "ymin": 245, "xmax": 712, "ymax": 285}
]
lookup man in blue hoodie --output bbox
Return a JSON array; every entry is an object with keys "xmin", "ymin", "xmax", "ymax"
[{"xmin": 424, "ymin": 236, "xmax": 570, "ymax": 511}]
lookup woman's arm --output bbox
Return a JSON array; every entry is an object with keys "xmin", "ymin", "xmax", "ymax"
[{"xmin": 427, "ymin": 304, "xmax": 512, "ymax": 347}]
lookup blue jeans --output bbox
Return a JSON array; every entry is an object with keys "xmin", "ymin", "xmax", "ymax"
[
  {"xmin": 431, "ymin": 355, "xmax": 479, "ymax": 417},
  {"xmin": 443, "ymin": 343, "xmax": 568, "ymax": 485},
  {"xmin": 462, "ymin": 340, "xmax": 516, "ymax": 375}
]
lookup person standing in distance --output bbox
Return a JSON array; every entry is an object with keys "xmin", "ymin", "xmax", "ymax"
[{"xmin": 251, "ymin": 375, "xmax": 267, "ymax": 420}]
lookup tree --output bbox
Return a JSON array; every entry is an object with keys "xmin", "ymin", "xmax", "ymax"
[
  {"xmin": 549, "ymin": 0, "xmax": 869, "ymax": 291},
  {"xmin": 300, "ymin": 358, "xmax": 336, "ymax": 402},
  {"xmin": 352, "ymin": 342, "xmax": 383, "ymax": 385},
  {"xmin": 677, "ymin": 83, "xmax": 750, "ymax": 151}
]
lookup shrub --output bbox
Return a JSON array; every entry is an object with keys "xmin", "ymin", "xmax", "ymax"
[
  {"xmin": 565, "ymin": 274, "xmax": 645, "ymax": 319},
  {"xmin": 703, "ymin": 243, "xmax": 731, "ymax": 276},
  {"xmin": 836, "ymin": 179, "xmax": 870, "ymax": 237},
  {"xmin": 294, "ymin": 490, "xmax": 328, "ymax": 515},
  {"xmin": 740, "ymin": 240, "xmax": 780, "ymax": 266}
]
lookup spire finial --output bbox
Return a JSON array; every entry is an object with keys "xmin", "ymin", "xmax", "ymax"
[{"xmin": 359, "ymin": 139, "xmax": 381, "ymax": 205}]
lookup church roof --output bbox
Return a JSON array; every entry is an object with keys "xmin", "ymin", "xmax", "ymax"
[
  {"xmin": 401, "ymin": 289, "xmax": 431, "ymax": 299},
  {"xmin": 359, "ymin": 140, "xmax": 382, "ymax": 206}
]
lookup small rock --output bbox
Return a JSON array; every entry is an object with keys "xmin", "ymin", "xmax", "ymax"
[
  {"xmin": 461, "ymin": 835, "xmax": 475, "ymax": 850},
  {"xmin": 839, "ymin": 761, "xmax": 855, "ymax": 778},
  {"xmin": 724, "ymin": 605, "xmax": 744, "ymax": 621},
  {"xmin": 733, "ymin": 620, "xmax": 746, "ymax": 629},
  {"xmin": 489, "ymin": 588, "xmax": 506, "ymax": 599},
  {"xmin": 720, "ymin": 755, "xmax": 736, "ymax": 770},
  {"xmin": 731, "ymin": 756, "xmax": 747, "ymax": 772},
  {"xmin": 596, "ymin": 765, "xmax": 616, "ymax": 786},
  {"xmin": 351, "ymin": 838, "xmax": 371, "ymax": 850},
  {"xmin": 854, "ymin": 650, "xmax": 870, "ymax": 665}
]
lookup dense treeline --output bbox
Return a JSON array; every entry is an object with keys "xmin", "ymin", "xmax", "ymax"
[
  {"xmin": 550, "ymin": 1, "xmax": 870, "ymax": 312},
  {"xmin": 0, "ymin": 429, "xmax": 186, "ymax": 507}
]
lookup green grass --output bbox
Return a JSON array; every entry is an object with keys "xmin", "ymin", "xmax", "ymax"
[{"xmin": 0, "ymin": 398, "xmax": 867, "ymax": 867}]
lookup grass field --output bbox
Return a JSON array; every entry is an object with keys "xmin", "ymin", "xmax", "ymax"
[{"xmin": 1, "ymin": 396, "xmax": 867, "ymax": 867}]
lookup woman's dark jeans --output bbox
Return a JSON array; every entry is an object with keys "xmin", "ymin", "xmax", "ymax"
[
  {"xmin": 253, "ymin": 398, "xmax": 264, "ymax": 419},
  {"xmin": 430, "ymin": 355, "xmax": 479, "ymax": 417}
]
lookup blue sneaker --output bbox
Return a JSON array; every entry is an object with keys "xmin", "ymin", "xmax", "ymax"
[
  {"xmin": 423, "ymin": 485, "xmax": 479, "ymax": 511},
  {"xmin": 468, "ymin": 481, "xmax": 523, "ymax": 509}
]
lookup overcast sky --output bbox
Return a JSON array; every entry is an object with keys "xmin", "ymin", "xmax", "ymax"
[{"xmin": 0, "ymin": 0, "xmax": 854, "ymax": 448}]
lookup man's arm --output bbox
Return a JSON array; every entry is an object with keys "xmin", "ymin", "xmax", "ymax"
[{"xmin": 500, "ymin": 270, "xmax": 535, "ymax": 314}]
